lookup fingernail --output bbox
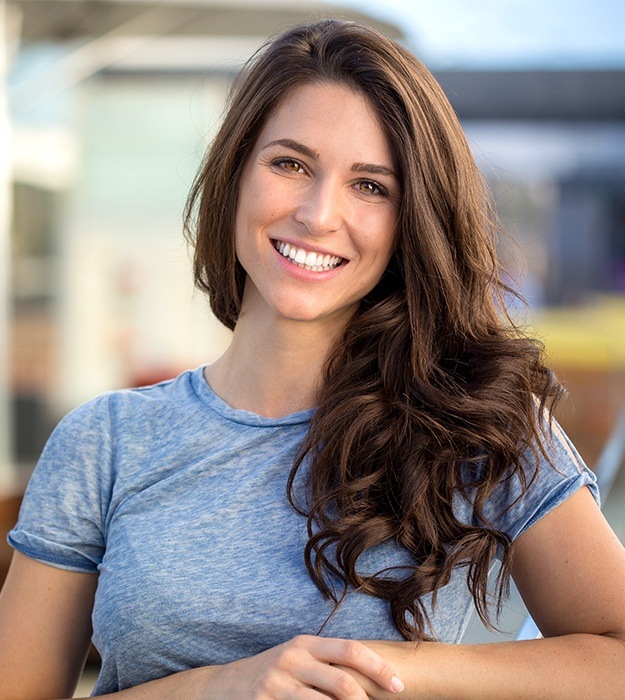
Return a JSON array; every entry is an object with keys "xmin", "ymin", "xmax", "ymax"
[{"xmin": 391, "ymin": 675, "xmax": 404, "ymax": 693}]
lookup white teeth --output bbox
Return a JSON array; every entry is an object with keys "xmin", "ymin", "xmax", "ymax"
[{"xmin": 273, "ymin": 240, "xmax": 343, "ymax": 272}]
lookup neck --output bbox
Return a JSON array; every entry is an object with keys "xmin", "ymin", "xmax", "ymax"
[{"xmin": 205, "ymin": 310, "xmax": 347, "ymax": 418}]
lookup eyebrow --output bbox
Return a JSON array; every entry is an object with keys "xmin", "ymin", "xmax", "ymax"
[
  {"xmin": 263, "ymin": 139, "xmax": 397, "ymax": 180},
  {"xmin": 351, "ymin": 162, "xmax": 397, "ymax": 179},
  {"xmin": 263, "ymin": 139, "xmax": 319, "ymax": 160}
]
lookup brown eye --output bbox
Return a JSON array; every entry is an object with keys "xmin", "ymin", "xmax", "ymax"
[
  {"xmin": 357, "ymin": 180, "xmax": 386, "ymax": 196},
  {"xmin": 276, "ymin": 158, "xmax": 303, "ymax": 173}
]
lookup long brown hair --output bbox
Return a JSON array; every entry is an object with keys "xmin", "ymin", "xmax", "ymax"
[{"xmin": 184, "ymin": 19, "xmax": 564, "ymax": 640}]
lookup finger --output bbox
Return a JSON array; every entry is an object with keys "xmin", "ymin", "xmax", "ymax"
[
  {"xmin": 299, "ymin": 636, "xmax": 404, "ymax": 694},
  {"xmin": 298, "ymin": 690, "xmax": 334, "ymax": 700},
  {"xmin": 298, "ymin": 661, "xmax": 370, "ymax": 700},
  {"xmin": 333, "ymin": 665, "xmax": 376, "ymax": 694}
]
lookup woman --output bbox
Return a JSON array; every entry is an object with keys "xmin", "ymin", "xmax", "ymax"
[{"xmin": 1, "ymin": 19, "xmax": 624, "ymax": 700}]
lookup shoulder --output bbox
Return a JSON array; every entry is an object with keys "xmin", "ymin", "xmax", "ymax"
[
  {"xmin": 454, "ymin": 417, "xmax": 599, "ymax": 543},
  {"xmin": 8, "ymin": 368, "xmax": 207, "ymax": 571},
  {"xmin": 491, "ymin": 418, "xmax": 599, "ymax": 541},
  {"xmin": 58, "ymin": 366, "xmax": 204, "ymax": 435},
  {"xmin": 29, "ymin": 367, "xmax": 207, "ymax": 488}
]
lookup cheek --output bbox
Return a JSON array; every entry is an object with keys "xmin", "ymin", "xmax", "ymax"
[
  {"xmin": 234, "ymin": 185, "xmax": 263, "ymax": 248},
  {"xmin": 383, "ymin": 209, "xmax": 400, "ymax": 255},
  {"xmin": 233, "ymin": 201, "xmax": 257, "ymax": 270},
  {"xmin": 233, "ymin": 208, "xmax": 246, "ymax": 259},
  {"xmin": 367, "ymin": 212, "xmax": 398, "ymax": 263},
  {"xmin": 257, "ymin": 180, "xmax": 294, "ymax": 221},
  {"xmin": 238, "ymin": 176, "xmax": 288, "ymax": 230}
]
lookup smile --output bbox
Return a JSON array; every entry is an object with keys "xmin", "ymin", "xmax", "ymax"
[{"xmin": 272, "ymin": 240, "xmax": 344, "ymax": 272}]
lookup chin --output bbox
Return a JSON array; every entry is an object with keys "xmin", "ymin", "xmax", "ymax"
[
  {"xmin": 275, "ymin": 302, "xmax": 356, "ymax": 326},
  {"xmin": 276, "ymin": 307, "xmax": 329, "ymax": 323}
]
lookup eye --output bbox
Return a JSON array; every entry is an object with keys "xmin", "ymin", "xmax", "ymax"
[
  {"xmin": 273, "ymin": 158, "xmax": 305, "ymax": 173},
  {"xmin": 356, "ymin": 180, "xmax": 387, "ymax": 197}
]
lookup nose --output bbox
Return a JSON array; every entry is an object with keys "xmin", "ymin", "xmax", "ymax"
[{"xmin": 294, "ymin": 177, "xmax": 344, "ymax": 236}]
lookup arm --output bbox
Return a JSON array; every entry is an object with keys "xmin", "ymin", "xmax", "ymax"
[
  {"xmin": 0, "ymin": 551, "xmax": 97, "ymax": 699},
  {"xmin": 76, "ymin": 637, "xmax": 404, "ymax": 700},
  {"xmin": 0, "ymin": 553, "xmax": 403, "ymax": 700},
  {"xmin": 351, "ymin": 486, "xmax": 625, "ymax": 698}
]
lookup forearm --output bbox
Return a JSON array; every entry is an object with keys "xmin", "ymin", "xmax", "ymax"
[
  {"xmin": 363, "ymin": 633, "xmax": 625, "ymax": 699},
  {"xmin": 71, "ymin": 666, "xmax": 216, "ymax": 700},
  {"xmin": 69, "ymin": 633, "xmax": 402, "ymax": 700}
]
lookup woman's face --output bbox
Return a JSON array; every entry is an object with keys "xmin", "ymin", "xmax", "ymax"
[{"xmin": 234, "ymin": 81, "xmax": 400, "ymax": 329}]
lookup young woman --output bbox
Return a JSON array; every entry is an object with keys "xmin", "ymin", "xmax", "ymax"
[{"xmin": 1, "ymin": 19, "xmax": 624, "ymax": 700}]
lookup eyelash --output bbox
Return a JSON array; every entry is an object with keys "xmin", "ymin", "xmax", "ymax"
[
  {"xmin": 271, "ymin": 158, "xmax": 389, "ymax": 197},
  {"xmin": 356, "ymin": 180, "xmax": 388, "ymax": 197},
  {"xmin": 273, "ymin": 157, "xmax": 304, "ymax": 174}
]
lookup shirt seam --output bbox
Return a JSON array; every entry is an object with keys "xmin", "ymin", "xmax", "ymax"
[{"xmin": 8, "ymin": 536, "xmax": 99, "ymax": 573}]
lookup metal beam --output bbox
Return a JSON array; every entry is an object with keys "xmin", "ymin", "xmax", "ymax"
[
  {"xmin": 435, "ymin": 70, "xmax": 625, "ymax": 121},
  {"xmin": 9, "ymin": 0, "xmax": 402, "ymax": 41}
]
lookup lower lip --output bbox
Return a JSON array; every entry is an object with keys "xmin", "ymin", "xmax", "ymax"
[{"xmin": 272, "ymin": 244, "xmax": 346, "ymax": 281}]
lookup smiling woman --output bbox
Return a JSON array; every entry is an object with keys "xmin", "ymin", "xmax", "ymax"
[
  {"xmin": 1, "ymin": 18, "xmax": 625, "ymax": 700},
  {"xmin": 233, "ymin": 82, "xmax": 398, "ymax": 328}
]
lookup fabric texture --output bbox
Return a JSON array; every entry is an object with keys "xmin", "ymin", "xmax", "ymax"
[{"xmin": 8, "ymin": 367, "xmax": 598, "ymax": 695}]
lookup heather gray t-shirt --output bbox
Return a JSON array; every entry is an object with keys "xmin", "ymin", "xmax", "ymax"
[{"xmin": 9, "ymin": 367, "xmax": 598, "ymax": 695}]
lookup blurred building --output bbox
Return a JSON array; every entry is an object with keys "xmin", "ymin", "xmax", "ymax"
[
  {"xmin": 2, "ymin": 0, "xmax": 625, "ymax": 487},
  {"xmin": 435, "ymin": 69, "xmax": 625, "ymax": 306},
  {"xmin": 436, "ymin": 69, "xmax": 625, "ymax": 461}
]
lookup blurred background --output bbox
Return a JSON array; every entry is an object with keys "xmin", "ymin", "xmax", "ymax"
[
  {"xmin": 0, "ymin": 0, "xmax": 624, "ymax": 685},
  {"xmin": 4, "ymin": 0, "xmax": 623, "ymax": 482}
]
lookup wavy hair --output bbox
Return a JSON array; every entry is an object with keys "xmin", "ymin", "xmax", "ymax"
[{"xmin": 184, "ymin": 19, "xmax": 564, "ymax": 640}]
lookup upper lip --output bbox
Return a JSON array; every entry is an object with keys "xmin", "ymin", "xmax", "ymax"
[{"xmin": 270, "ymin": 237, "xmax": 347, "ymax": 261}]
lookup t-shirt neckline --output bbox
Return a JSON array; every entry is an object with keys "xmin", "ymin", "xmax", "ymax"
[{"xmin": 190, "ymin": 365, "xmax": 315, "ymax": 427}]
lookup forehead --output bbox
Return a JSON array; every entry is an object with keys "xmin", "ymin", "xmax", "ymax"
[{"xmin": 255, "ymin": 82, "xmax": 396, "ymax": 166}]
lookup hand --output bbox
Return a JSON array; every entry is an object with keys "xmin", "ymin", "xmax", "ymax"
[
  {"xmin": 207, "ymin": 634, "xmax": 404, "ymax": 699},
  {"xmin": 334, "ymin": 641, "xmax": 416, "ymax": 700}
]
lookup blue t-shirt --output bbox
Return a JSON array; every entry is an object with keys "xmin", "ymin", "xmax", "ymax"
[{"xmin": 8, "ymin": 367, "xmax": 598, "ymax": 695}]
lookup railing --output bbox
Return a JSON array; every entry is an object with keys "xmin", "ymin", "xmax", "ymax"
[{"xmin": 515, "ymin": 405, "xmax": 625, "ymax": 641}]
